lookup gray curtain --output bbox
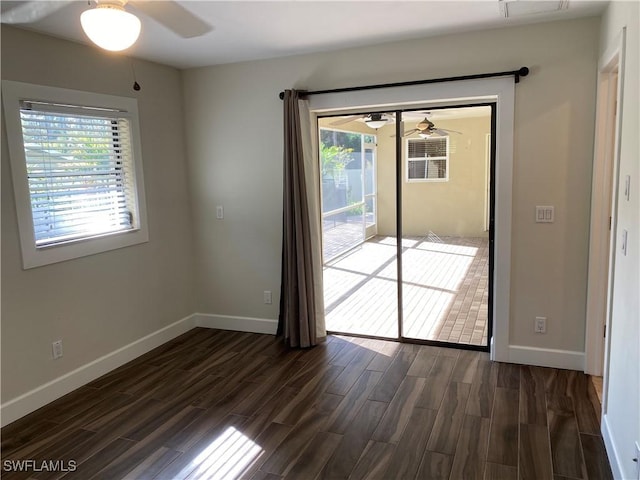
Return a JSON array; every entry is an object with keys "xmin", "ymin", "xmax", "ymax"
[{"xmin": 278, "ymin": 89, "xmax": 319, "ymax": 348}]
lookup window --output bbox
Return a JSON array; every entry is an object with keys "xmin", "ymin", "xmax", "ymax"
[
  {"xmin": 2, "ymin": 81, "xmax": 148, "ymax": 268},
  {"xmin": 406, "ymin": 136, "xmax": 449, "ymax": 182}
]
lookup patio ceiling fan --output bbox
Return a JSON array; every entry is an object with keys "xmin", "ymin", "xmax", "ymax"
[
  {"xmin": 330, "ymin": 113, "xmax": 395, "ymax": 130},
  {"xmin": 1, "ymin": 0, "xmax": 212, "ymax": 51},
  {"xmin": 400, "ymin": 116, "xmax": 462, "ymax": 138}
]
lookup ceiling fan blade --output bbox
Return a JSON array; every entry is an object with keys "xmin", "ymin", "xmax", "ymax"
[
  {"xmin": 131, "ymin": 1, "xmax": 212, "ymax": 38},
  {"xmin": 390, "ymin": 128, "xmax": 419, "ymax": 138},
  {"xmin": 429, "ymin": 129, "xmax": 448, "ymax": 136},
  {"xmin": 1, "ymin": 1, "xmax": 71, "ymax": 24},
  {"xmin": 438, "ymin": 128, "xmax": 462, "ymax": 135},
  {"xmin": 329, "ymin": 115, "xmax": 363, "ymax": 126}
]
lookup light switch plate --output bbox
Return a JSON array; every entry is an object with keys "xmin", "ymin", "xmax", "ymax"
[
  {"xmin": 624, "ymin": 175, "xmax": 631, "ymax": 201},
  {"xmin": 536, "ymin": 206, "xmax": 554, "ymax": 223},
  {"xmin": 216, "ymin": 206, "xmax": 224, "ymax": 219}
]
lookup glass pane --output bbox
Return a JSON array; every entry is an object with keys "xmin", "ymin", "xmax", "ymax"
[
  {"xmin": 401, "ymin": 106, "xmax": 491, "ymax": 347},
  {"xmin": 320, "ymin": 113, "xmax": 396, "ymax": 339},
  {"xmin": 408, "ymin": 159, "xmax": 426, "ymax": 179},
  {"xmin": 427, "ymin": 159, "xmax": 446, "ymax": 179}
]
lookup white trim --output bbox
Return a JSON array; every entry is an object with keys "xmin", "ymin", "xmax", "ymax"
[
  {"xmin": 601, "ymin": 413, "xmax": 624, "ymax": 480},
  {"xmin": 306, "ymin": 77, "xmax": 514, "ymax": 361},
  {"xmin": 585, "ymin": 30, "xmax": 626, "ymax": 425},
  {"xmin": 194, "ymin": 313, "xmax": 278, "ymax": 335},
  {"xmin": 585, "ymin": 29, "xmax": 626, "ymax": 378},
  {"xmin": 507, "ymin": 345, "xmax": 585, "ymax": 371},
  {"xmin": 0, "ymin": 314, "xmax": 196, "ymax": 427}
]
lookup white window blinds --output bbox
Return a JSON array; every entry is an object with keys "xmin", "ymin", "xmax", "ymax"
[{"xmin": 19, "ymin": 102, "xmax": 138, "ymax": 246}]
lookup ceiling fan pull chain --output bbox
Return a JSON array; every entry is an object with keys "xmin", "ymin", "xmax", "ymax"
[{"xmin": 130, "ymin": 58, "xmax": 141, "ymax": 91}]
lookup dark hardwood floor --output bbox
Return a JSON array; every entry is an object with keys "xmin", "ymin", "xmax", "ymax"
[{"xmin": 1, "ymin": 328, "xmax": 612, "ymax": 479}]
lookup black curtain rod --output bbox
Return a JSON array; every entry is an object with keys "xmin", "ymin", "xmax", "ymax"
[{"xmin": 278, "ymin": 67, "xmax": 529, "ymax": 100}]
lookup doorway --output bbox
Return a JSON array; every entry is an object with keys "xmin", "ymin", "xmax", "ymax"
[
  {"xmin": 320, "ymin": 105, "xmax": 494, "ymax": 350},
  {"xmin": 585, "ymin": 31, "xmax": 625, "ymax": 413}
]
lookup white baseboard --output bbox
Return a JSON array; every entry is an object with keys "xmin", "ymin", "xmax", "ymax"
[
  {"xmin": 1, "ymin": 312, "xmax": 277, "ymax": 427},
  {"xmin": 507, "ymin": 345, "xmax": 585, "ymax": 371},
  {"xmin": 601, "ymin": 413, "xmax": 625, "ymax": 480},
  {"xmin": 194, "ymin": 313, "xmax": 278, "ymax": 335},
  {"xmin": 0, "ymin": 314, "xmax": 196, "ymax": 428}
]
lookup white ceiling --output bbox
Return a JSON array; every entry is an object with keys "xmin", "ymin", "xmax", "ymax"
[{"xmin": 1, "ymin": 1, "xmax": 608, "ymax": 69}]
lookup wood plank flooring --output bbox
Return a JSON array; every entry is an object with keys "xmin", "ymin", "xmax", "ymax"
[
  {"xmin": 324, "ymin": 236, "xmax": 489, "ymax": 346},
  {"xmin": 1, "ymin": 328, "xmax": 612, "ymax": 480}
]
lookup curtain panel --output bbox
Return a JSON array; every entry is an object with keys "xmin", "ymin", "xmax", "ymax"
[{"xmin": 278, "ymin": 90, "xmax": 326, "ymax": 348}]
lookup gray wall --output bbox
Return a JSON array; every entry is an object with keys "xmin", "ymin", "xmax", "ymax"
[
  {"xmin": 182, "ymin": 17, "xmax": 600, "ymax": 354},
  {"xmin": 1, "ymin": 27, "xmax": 196, "ymax": 401}
]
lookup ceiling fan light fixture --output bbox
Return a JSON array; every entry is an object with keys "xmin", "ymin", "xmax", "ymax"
[
  {"xmin": 365, "ymin": 119, "xmax": 388, "ymax": 129},
  {"xmin": 81, "ymin": 3, "xmax": 141, "ymax": 52}
]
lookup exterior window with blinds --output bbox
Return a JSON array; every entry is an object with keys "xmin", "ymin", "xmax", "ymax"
[
  {"xmin": 406, "ymin": 136, "xmax": 449, "ymax": 182},
  {"xmin": 20, "ymin": 104, "xmax": 137, "ymax": 246},
  {"xmin": 2, "ymin": 81, "xmax": 148, "ymax": 269}
]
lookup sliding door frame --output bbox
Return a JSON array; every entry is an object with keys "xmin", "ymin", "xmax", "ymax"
[
  {"xmin": 309, "ymin": 76, "xmax": 515, "ymax": 361},
  {"xmin": 396, "ymin": 103, "xmax": 496, "ymax": 353}
]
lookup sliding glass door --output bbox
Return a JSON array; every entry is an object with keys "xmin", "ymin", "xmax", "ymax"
[
  {"xmin": 320, "ymin": 115, "xmax": 397, "ymax": 338},
  {"xmin": 400, "ymin": 106, "xmax": 492, "ymax": 347},
  {"xmin": 320, "ymin": 106, "xmax": 493, "ymax": 350}
]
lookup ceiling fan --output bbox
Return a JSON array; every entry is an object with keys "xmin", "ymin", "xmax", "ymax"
[
  {"xmin": 401, "ymin": 116, "xmax": 462, "ymax": 138},
  {"xmin": 330, "ymin": 113, "xmax": 395, "ymax": 130},
  {"xmin": 1, "ymin": 1, "xmax": 212, "ymax": 51}
]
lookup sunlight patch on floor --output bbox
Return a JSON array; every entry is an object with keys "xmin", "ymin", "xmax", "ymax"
[
  {"xmin": 325, "ymin": 241, "xmax": 396, "ymax": 274},
  {"xmin": 325, "ymin": 277, "xmax": 398, "ymax": 338},
  {"xmin": 190, "ymin": 427, "xmax": 263, "ymax": 479},
  {"xmin": 323, "ymin": 236, "xmax": 487, "ymax": 345}
]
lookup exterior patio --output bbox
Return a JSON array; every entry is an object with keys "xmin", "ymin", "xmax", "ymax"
[{"xmin": 323, "ymin": 235, "xmax": 489, "ymax": 346}]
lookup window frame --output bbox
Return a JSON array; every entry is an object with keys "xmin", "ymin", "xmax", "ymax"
[
  {"xmin": 2, "ymin": 80, "xmax": 149, "ymax": 269},
  {"xmin": 405, "ymin": 136, "xmax": 450, "ymax": 183}
]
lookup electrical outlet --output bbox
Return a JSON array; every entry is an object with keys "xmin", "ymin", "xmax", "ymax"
[
  {"xmin": 534, "ymin": 317, "xmax": 547, "ymax": 334},
  {"xmin": 263, "ymin": 290, "xmax": 272, "ymax": 305},
  {"xmin": 52, "ymin": 340, "xmax": 63, "ymax": 359}
]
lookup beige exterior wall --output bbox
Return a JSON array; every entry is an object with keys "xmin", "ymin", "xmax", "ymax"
[{"xmin": 376, "ymin": 114, "xmax": 491, "ymax": 237}]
